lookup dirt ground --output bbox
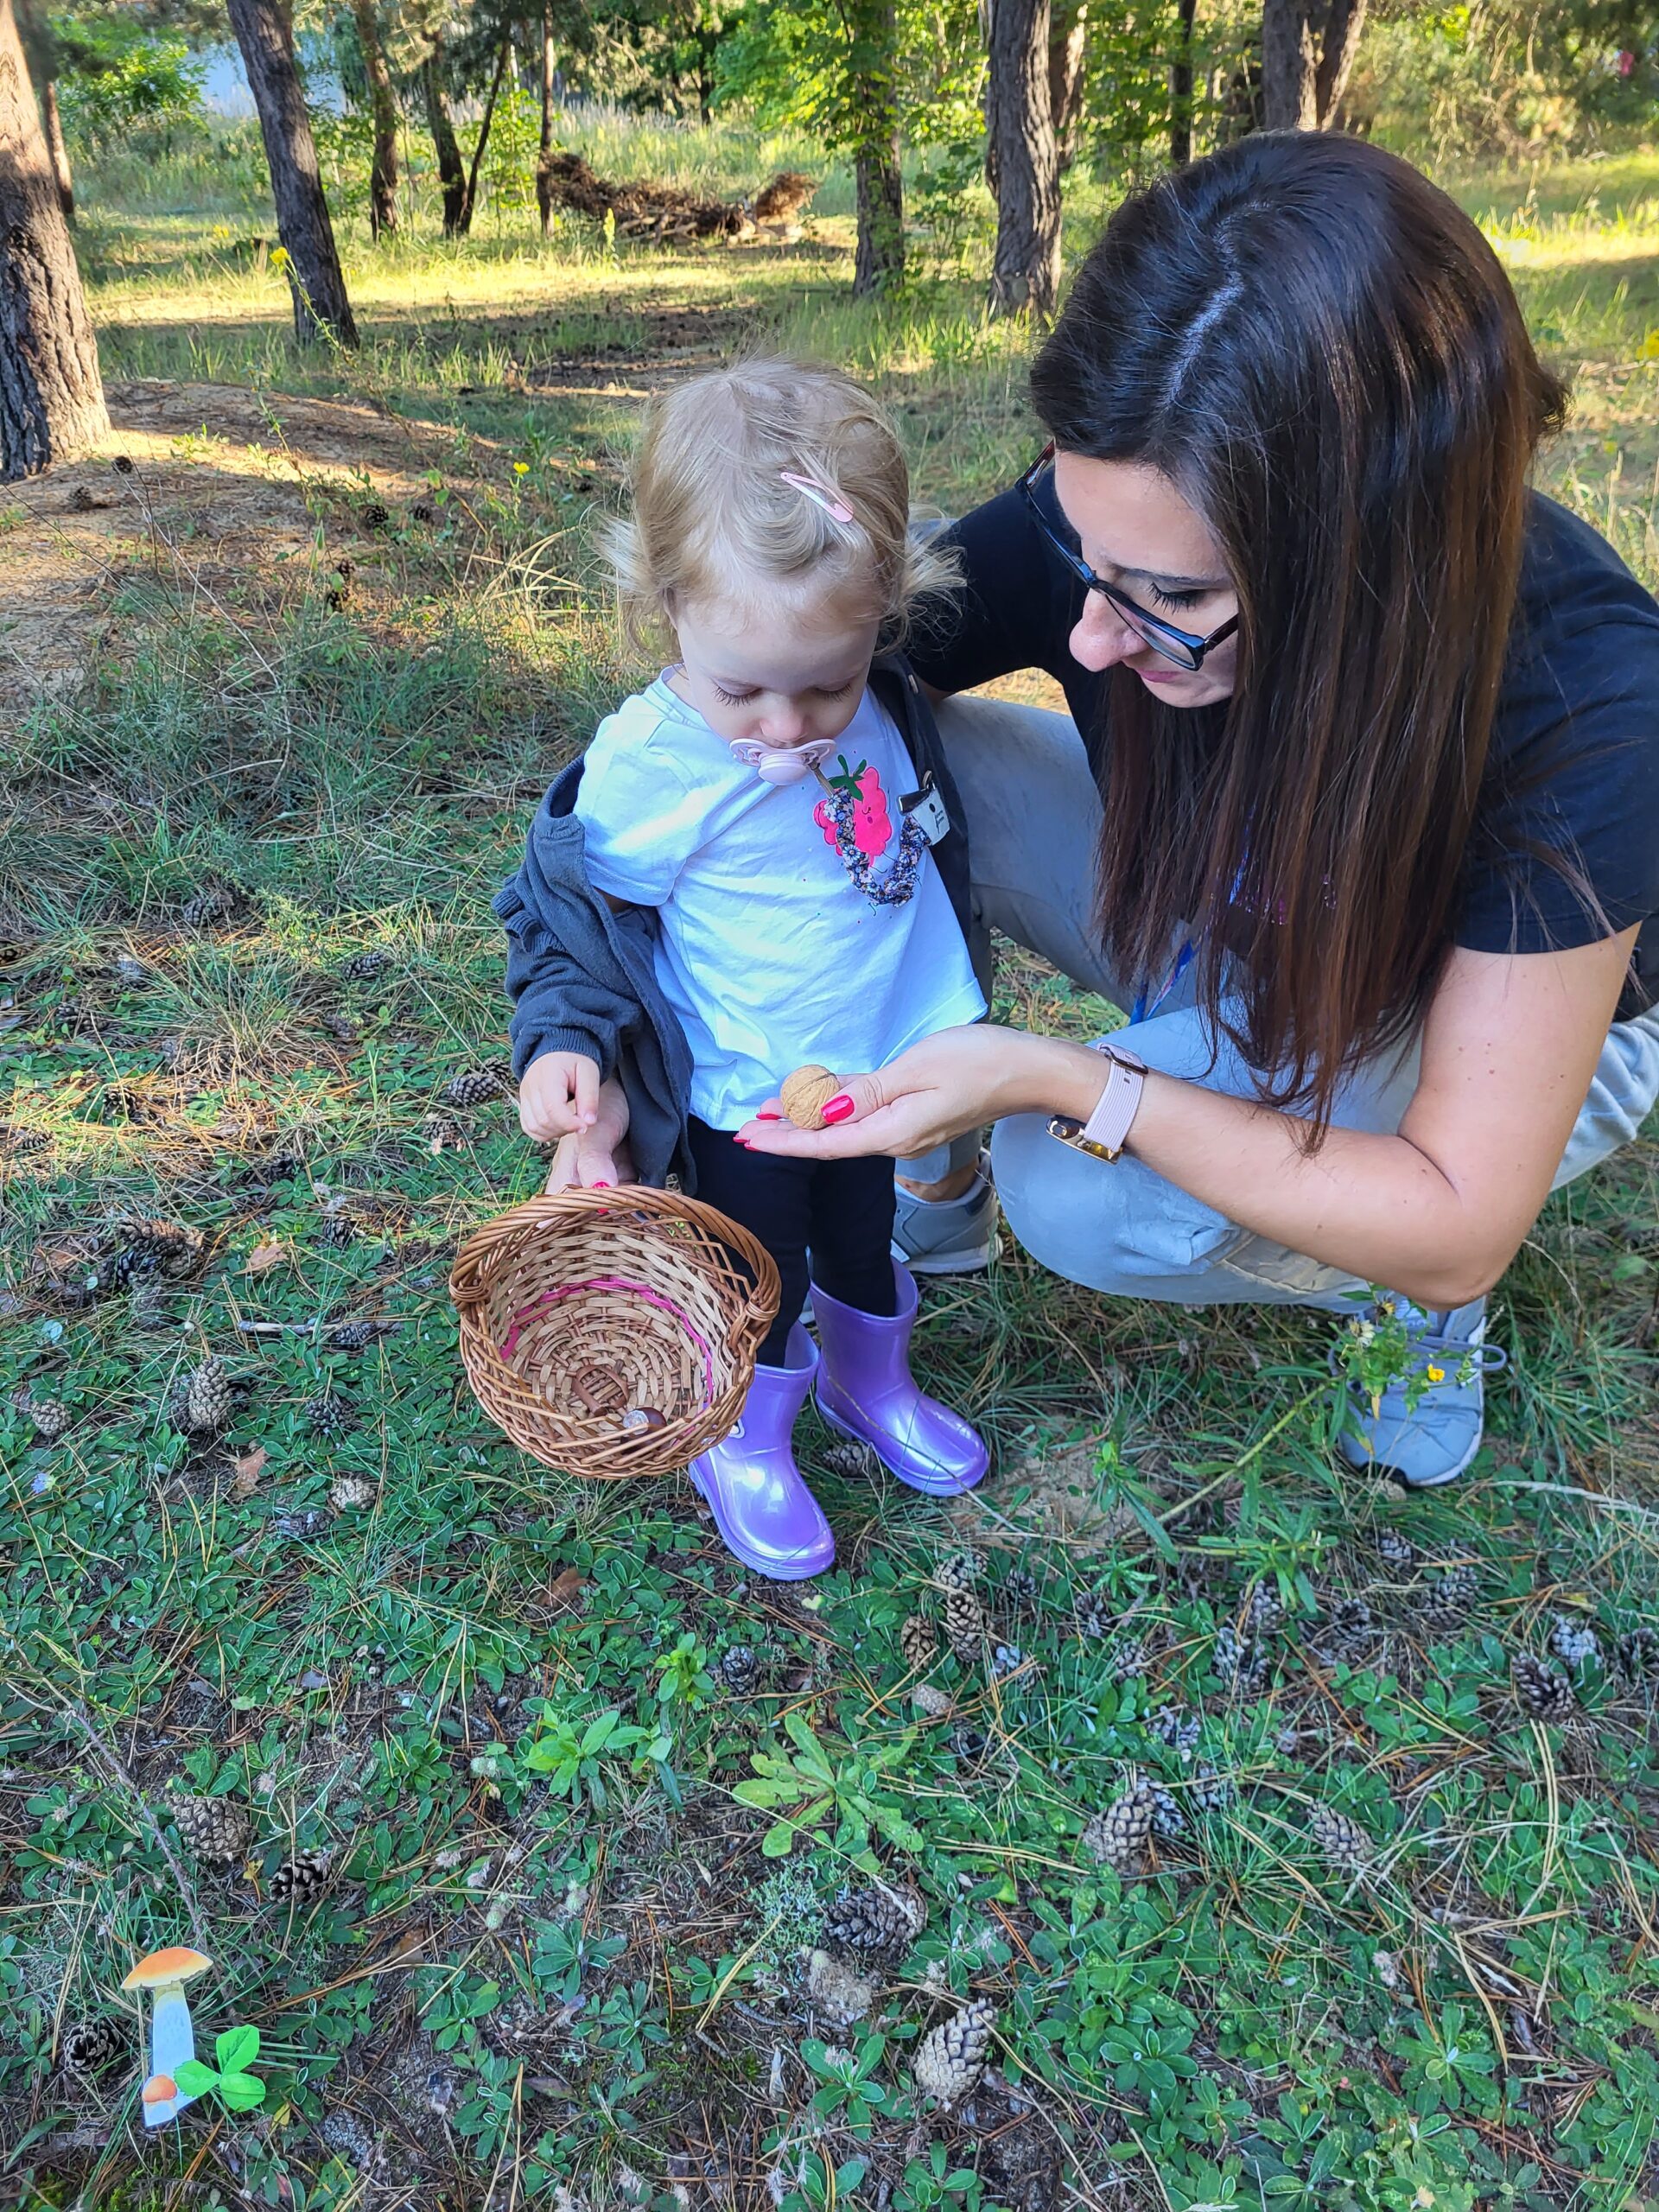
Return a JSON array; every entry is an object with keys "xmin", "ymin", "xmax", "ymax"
[{"xmin": 0, "ymin": 381, "xmax": 538, "ymax": 726}]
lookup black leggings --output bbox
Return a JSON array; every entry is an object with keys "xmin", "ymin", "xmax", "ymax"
[{"xmin": 686, "ymin": 1117, "xmax": 897, "ymax": 1366}]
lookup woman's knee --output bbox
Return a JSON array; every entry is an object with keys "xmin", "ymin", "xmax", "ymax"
[{"xmin": 991, "ymin": 1111, "xmax": 1249, "ymax": 1296}]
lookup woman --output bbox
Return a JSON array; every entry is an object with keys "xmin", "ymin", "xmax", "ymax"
[{"xmin": 736, "ymin": 130, "xmax": 1659, "ymax": 1490}]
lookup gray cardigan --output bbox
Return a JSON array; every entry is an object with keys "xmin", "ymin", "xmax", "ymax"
[{"xmin": 493, "ymin": 655, "xmax": 976, "ymax": 1193}]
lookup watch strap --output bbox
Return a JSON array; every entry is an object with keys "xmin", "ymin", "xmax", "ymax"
[{"xmin": 1047, "ymin": 1043, "xmax": 1148, "ymax": 1163}]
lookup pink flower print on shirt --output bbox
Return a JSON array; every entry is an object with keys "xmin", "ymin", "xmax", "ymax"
[
  {"xmin": 849, "ymin": 765, "xmax": 891, "ymax": 856},
  {"xmin": 814, "ymin": 760, "xmax": 892, "ymax": 858}
]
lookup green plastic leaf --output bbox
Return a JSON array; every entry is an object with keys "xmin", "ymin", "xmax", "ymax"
[
  {"xmin": 219, "ymin": 2070, "xmax": 267, "ymax": 2111},
  {"xmin": 215, "ymin": 2024, "xmax": 259, "ymax": 2075},
  {"xmin": 174, "ymin": 2058, "xmax": 219, "ymax": 2095}
]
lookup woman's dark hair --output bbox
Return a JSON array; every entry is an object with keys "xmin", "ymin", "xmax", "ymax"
[{"xmin": 1031, "ymin": 131, "xmax": 1567, "ymax": 1139}]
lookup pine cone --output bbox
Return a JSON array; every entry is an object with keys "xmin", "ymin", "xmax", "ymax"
[
  {"xmin": 1082, "ymin": 1781, "xmax": 1155, "ymax": 1874},
  {"xmin": 1375, "ymin": 1529, "xmax": 1415, "ymax": 1568},
  {"xmin": 912, "ymin": 1999, "xmax": 996, "ymax": 2107},
  {"xmin": 1548, "ymin": 1612, "xmax": 1600, "ymax": 1669},
  {"xmin": 1513, "ymin": 1651, "xmax": 1576, "ymax": 1721},
  {"xmin": 719, "ymin": 1645, "xmax": 759, "ymax": 1694},
  {"xmin": 176, "ymin": 1355, "xmax": 233, "ymax": 1434},
  {"xmin": 317, "ymin": 1209, "xmax": 356, "ymax": 1249},
  {"xmin": 130, "ymin": 1278, "xmax": 176, "ymax": 1332},
  {"xmin": 306, "ymin": 1391, "xmax": 355, "ymax": 1437},
  {"xmin": 1150, "ymin": 1702, "xmax": 1200, "ymax": 1756},
  {"xmin": 171, "ymin": 1794, "xmax": 251, "ymax": 1866},
  {"xmin": 1213, "ymin": 1622, "xmax": 1265, "ymax": 1689},
  {"xmin": 1417, "ymin": 1560, "xmax": 1480, "ymax": 1627},
  {"xmin": 423, "ymin": 1113, "xmax": 468, "ymax": 1154},
  {"xmin": 823, "ymin": 1883, "xmax": 925, "ymax": 1961},
  {"xmin": 180, "ymin": 884, "xmax": 235, "ymax": 929},
  {"xmin": 1188, "ymin": 1761, "xmax": 1232, "ymax": 1814},
  {"xmin": 110, "ymin": 1216, "xmax": 204, "ymax": 1281},
  {"xmin": 59, "ymin": 2018, "xmax": 121, "ymax": 2076},
  {"xmin": 1004, "ymin": 1566, "xmax": 1038, "ymax": 1611},
  {"xmin": 1106, "ymin": 1635, "xmax": 1148, "ymax": 1683},
  {"xmin": 1147, "ymin": 1783, "xmax": 1187, "ymax": 1839},
  {"xmin": 943, "ymin": 1582, "xmax": 985, "ymax": 1660},
  {"xmin": 936, "ymin": 1549, "xmax": 983, "ymax": 1592},
  {"xmin": 821, "ymin": 1438, "xmax": 878, "ymax": 1480},
  {"xmin": 806, "ymin": 1948, "xmax": 876, "ymax": 2028},
  {"xmin": 22, "ymin": 1391, "xmax": 69, "ymax": 1441},
  {"xmin": 1316, "ymin": 1598, "xmax": 1375, "ymax": 1661},
  {"xmin": 899, "ymin": 1613, "xmax": 938, "ymax": 1672},
  {"xmin": 1615, "ymin": 1625, "xmax": 1659, "ymax": 1679},
  {"xmin": 270, "ymin": 1847, "xmax": 334, "ymax": 1902},
  {"xmin": 329, "ymin": 1475, "xmax": 376, "ymax": 1511},
  {"xmin": 339, "ymin": 950, "xmax": 391, "ymax": 982},
  {"xmin": 444, "ymin": 1067, "xmax": 511, "ymax": 1107},
  {"xmin": 359, "ymin": 500, "xmax": 391, "ymax": 532},
  {"xmin": 1308, "ymin": 1802, "xmax": 1372, "ymax": 1876},
  {"xmin": 325, "ymin": 1318, "xmax": 389, "ymax": 1351},
  {"xmin": 1072, "ymin": 1587, "xmax": 1114, "ymax": 1640},
  {"xmin": 1246, "ymin": 1584, "xmax": 1285, "ymax": 1636}
]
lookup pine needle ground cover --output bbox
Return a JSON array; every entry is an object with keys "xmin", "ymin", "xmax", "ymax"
[{"xmin": 3, "ymin": 130, "xmax": 1659, "ymax": 2212}]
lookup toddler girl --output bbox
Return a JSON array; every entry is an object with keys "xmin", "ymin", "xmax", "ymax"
[{"xmin": 497, "ymin": 359, "xmax": 988, "ymax": 1580}]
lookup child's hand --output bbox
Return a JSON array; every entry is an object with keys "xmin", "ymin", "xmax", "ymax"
[
  {"xmin": 519, "ymin": 1050, "xmax": 601, "ymax": 1142},
  {"xmin": 546, "ymin": 1077, "xmax": 632, "ymax": 1190}
]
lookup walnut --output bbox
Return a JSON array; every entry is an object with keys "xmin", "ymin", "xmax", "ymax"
[{"xmin": 779, "ymin": 1065, "xmax": 842, "ymax": 1129}]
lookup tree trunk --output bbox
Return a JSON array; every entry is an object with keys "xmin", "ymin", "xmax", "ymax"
[
  {"xmin": 458, "ymin": 29, "xmax": 512, "ymax": 238},
  {"xmin": 1169, "ymin": 0, "xmax": 1198, "ymax": 163},
  {"xmin": 848, "ymin": 0, "xmax": 905, "ymax": 297},
  {"xmin": 987, "ymin": 0, "xmax": 1062, "ymax": 320},
  {"xmin": 1313, "ymin": 0, "xmax": 1366, "ymax": 124},
  {"xmin": 536, "ymin": 2, "xmax": 555, "ymax": 238},
  {"xmin": 12, "ymin": 0, "xmax": 68, "ymax": 218},
  {"xmin": 349, "ymin": 0, "xmax": 399, "ymax": 239},
  {"xmin": 226, "ymin": 0, "xmax": 358, "ymax": 346},
  {"xmin": 1047, "ymin": 0, "xmax": 1087, "ymax": 171},
  {"xmin": 1262, "ymin": 0, "xmax": 1366, "ymax": 130},
  {"xmin": 1261, "ymin": 0, "xmax": 1317, "ymax": 128},
  {"xmin": 423, "ymin": 54, "xmax": 466, "ymax": 238},
  {"xmin": 0, "ymin": 0, "xmax": 106, "ymax": 478}
]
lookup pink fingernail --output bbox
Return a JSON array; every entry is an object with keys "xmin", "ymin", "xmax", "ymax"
[
  {"xmin": 821, "ymin": 1095, "xmax": 855, "ymax": 1123},
  {"xmin": 592, "ymin": 1179, "xmax": 612, "ymax": 1189},
  {"xmin": 757, "ymin": 1110, "xmax": 782, "ymax": 1121}
]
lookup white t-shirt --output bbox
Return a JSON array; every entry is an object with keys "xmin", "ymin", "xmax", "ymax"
[{"xmin": 575, "ymin": 677, "xmax": 985, "ymax": 1131}]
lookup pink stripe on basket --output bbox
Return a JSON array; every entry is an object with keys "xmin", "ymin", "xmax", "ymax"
[{"xmin": 498, "ymin": 1276, "xmax": 715, "ymax": 1408}]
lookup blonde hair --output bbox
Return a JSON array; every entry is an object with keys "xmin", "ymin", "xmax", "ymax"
[{"xmin": 602, "ymin": 357, "xmax": 957, "ymax": 656}]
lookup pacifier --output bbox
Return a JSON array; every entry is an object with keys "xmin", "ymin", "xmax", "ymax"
[{"xmin": 727, "ymin": 737, "xmax": 836, "ymax": 787}]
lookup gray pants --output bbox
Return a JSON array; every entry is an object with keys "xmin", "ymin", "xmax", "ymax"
[{"xmin": 906, "ymin": 695, "xmax": 1659, "ymax": 1309}]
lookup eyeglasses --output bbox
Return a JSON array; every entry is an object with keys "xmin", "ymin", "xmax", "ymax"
[{"xmin": 1019, "ymin": 443, "xmax": 1239, "ymax": 673}]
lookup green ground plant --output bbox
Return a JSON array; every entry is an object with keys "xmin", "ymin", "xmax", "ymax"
[{"xmin": 1, "ymin": 111, "xmax": 1657, "ymax": 2212}]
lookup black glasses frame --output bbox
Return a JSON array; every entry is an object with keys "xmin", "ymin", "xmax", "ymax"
[{"xmin": 1019, "ymin": 443, "xmax": 1240, "ymax": 672}]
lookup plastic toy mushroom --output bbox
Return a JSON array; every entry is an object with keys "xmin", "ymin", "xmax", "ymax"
[{"xmin": 123, "ymin": 1947, "xmax": 213, "ymax": 2126}]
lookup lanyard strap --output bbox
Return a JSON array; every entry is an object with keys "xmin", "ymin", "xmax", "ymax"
[{"xmin": 1131, "ymin": 937, "xmax": 1197, "ymax": 1027}]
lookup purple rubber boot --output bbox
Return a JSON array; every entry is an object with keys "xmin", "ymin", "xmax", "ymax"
[
  {"xmin": 686, "ymin": 1325, "xmax": 835, "ymax": 1581},
  {"xmin": 811, "ymin": 1261, "xmax": 988, "ymax": 1496}
]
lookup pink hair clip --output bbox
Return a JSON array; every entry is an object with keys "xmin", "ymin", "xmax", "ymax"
[{"xmin": 779, "ymin": 470, "xmax": 855, "ymax": 525}]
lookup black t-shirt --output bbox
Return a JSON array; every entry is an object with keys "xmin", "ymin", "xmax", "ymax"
[{"xmin": 910, "ymin": 481, "xmax": 1659, "ymax": 1016}]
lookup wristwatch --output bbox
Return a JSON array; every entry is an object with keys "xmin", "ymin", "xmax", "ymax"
[{"xmin": 1048, "ymin": 1042, "xmax": 1148, "ymax": 1163}]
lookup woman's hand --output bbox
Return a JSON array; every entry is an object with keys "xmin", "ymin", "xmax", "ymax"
[
  {"xmin": 544, "ymin": 1075, "xmax": 634, "ymax": 1189},
  {"xmin": 735, "ymin": 1026, "xmax": 1104, "ymax": 1160}
]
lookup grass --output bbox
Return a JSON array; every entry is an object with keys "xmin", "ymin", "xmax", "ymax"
[{"xmin": 2, "ymin": 111, "xmax": 1658, "ymax": 2212}]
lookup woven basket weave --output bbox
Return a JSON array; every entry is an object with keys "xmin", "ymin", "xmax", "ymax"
[{"xmin": 449, "ymin": 1169, "xmax": 779, "ymax": 1479}]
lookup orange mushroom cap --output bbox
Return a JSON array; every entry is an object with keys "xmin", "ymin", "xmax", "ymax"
[
  {"xmin": 122, "ymin": 1946, "xmax": 213, "ymax": 1991},
  {"xmin": 142, "ymin": 2074, "xmax": 178, "ymax": 2104}
]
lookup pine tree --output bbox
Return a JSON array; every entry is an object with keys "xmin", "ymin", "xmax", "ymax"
[{"xmin": 0, "ymin": 0, "xmax": 108, "ymax": 480}]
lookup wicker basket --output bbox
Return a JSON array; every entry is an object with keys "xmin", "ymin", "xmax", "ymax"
[{"xmin": 449, "ymin": 1155, "xmax": 779, "ymax": 1480}]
